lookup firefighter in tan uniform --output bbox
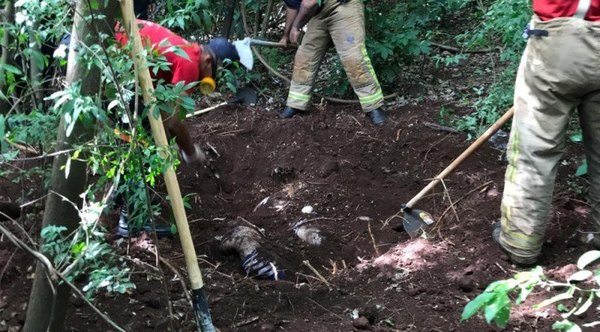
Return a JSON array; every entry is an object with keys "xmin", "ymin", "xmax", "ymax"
[
  {"xmin": 494, "ymin": 0, "xmax": 600, "ymax": 265},
  {"xmin": 278, "ymin": 0, "xmax": 386, "ymax": 126}
]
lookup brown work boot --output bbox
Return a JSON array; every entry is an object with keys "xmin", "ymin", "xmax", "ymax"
[{"xmin": 492, "ymin": 221, "xmax": 537, "ymax": 267}]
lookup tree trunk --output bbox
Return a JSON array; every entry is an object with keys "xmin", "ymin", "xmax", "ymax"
[
  {"xmin": 221, "ymin": 0, "xmax": 237, "ymax": 39},
  {"xmin": 22, "ymin": 1, "xmax": 118, "ymax": 331},
  {"xmin": 0, "ymin": 0, "xmax": 15, "ymax": 115}
]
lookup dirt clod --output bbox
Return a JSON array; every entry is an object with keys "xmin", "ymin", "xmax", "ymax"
[{"xmin": 352, "ymin": 316, "xmax": 371, "ymax": 330}]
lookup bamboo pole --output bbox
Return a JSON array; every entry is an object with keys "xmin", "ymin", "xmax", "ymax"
[{"xmin": 118, "ymin": 1, "xmax": 215, "ymax": 331}]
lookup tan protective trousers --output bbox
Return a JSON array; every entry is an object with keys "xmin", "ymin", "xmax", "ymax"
[
  {"xmin": 286, "ymin": 0, "xmax": 384, "ymax": 112},
  {"xmin": 499, "ymin": 16, "xmax": 600, "ymax": 261}
]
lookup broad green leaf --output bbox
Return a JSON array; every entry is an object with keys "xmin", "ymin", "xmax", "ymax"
[
  {"xmin": 494, "ymin": 300, "xmax": 511, "ymax": 328},
  {"xmin": 567, "ymin": 270, "xmax": 592, "ymax": 283},
  {"xmin": 577, "ymin": 251, "xmax": 600, "ymax": 269},
  {"xmin": 485, "ymin": 293, "xmax": 510, "ymax": 325},
  {"xmin": 461, "ymin": 292, "xmax": 495, "ymax": 321}
]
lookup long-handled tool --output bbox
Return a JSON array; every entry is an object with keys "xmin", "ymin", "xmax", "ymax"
[
  {"xmin": 400, "ymin": 107, "xmax": 515, "ymax": 237},
  {"xmin": 120, "ymin": 1, "xmax": 215, "ymax": 331},
  {"xmin": 186, "ymin": 87, "xmax": 257, "ymax": 118},
  {"xmin": 233, "ymin": 37, "xmax": 294, "ymax": 71}
]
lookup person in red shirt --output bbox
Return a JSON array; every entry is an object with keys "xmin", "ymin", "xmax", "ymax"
[
  {"xmin": 115, "ymin": 20, "xmax": 243, "ymax": 163},
  {"xmin": 493, "ymin": 0, "xmax": 600, "ymax": 265},
  {"xmin": 113, "ymin": 21, "xmax": 246, "ymax": 237}
]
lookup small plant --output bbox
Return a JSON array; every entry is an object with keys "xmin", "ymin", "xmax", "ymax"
[{"xmin": 461, "ymin": 251, "xmax": 600, "ymax": 331}]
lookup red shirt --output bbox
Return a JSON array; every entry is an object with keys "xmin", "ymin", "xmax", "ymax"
[
  {"xmin": 116, "ymin": 20, "xmax": 201, "ymax": 92},
  {"xmin": 534, "ymin": 0, "xmax": 600, "ymax": 21}
]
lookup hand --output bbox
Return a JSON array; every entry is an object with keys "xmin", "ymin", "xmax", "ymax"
[
  {"xmin": 279, "ymin": 35, "xmax": 288, "ymax": 47},
  {"xmin": 290, "ymin": 28, "xmax": 301, "ymax": 44}
]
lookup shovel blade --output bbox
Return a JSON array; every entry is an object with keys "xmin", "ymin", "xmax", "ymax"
[
  {"xmin": 233, "ymin": 37, "xmax": 254, "ymax": 71},
  {"xmin": 402, "ymin": 207, "xmax": 435, "ymax": 238}
]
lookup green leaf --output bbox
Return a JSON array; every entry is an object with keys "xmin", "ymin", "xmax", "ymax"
[
  {"xmin": 493, "ymin": 299, "xmax": 511, "ymax": 328},
  {"xmin": 71, "ymin": 242, "xmax": 86, "ymax": 255},
  {"xmin": 483, "ymin": 294, "xmax": 508, "ymax": 325},
  {"xmin": 461, "ymin": 292, "xmax": 495, "ymax": 321},
  {"xmin": 552, "ymin": 320, "xmax": 582, "ymax": 332},
  {"xmin": 573, "ymin": 293, "xmax": 594, "ymax": 316},
  {"xmin": 570, "ymin": 132, "xmax": 583, "ymax": 143},
  {"xmin": 557, "ymin": 304, "xmax": 569, "ymax": 313},
  {"xmin": 576, "ymin": 160, "xmax": 588, "ymax": 177},
  {"xmin": 567, "ymin": 270, "xmax": 592, "ymax": 283},
  {"xmin": 577, "ymin": 250, "xmax": 600, "ymax": 269}
]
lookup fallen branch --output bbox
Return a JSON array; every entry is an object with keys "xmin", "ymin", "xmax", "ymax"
[
  {"xmin": 422, "ymin": 121, "xmax": 459, "ymax": 134},
  {"xmin": 430, "ymin": 42, "xmax": 498, "ymax": 54}
]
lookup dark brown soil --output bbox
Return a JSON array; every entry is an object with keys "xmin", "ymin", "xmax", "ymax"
[{"xmin": 0, "ymin": 54, "xmax": 594, "ymax": 331}]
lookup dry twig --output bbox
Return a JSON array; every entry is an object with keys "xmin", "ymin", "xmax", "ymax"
[
  {"xmin": 302, "ymin": 260, "xmax": 332, "ymax": 291},
  {"xmin": 368, "ymin": 222, "xmax": 380, "ymax": 256},
  {"xmin": 434, "ymin": 180, "xmax": 494, "ymax": 231},
  {"xmin": 232, "ymin": 315, "xmax": 260, "ymax": 328}
]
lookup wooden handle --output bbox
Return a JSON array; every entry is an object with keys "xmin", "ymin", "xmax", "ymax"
[
  {"xmin": 249, "ymin": 38, "xmax": 294, "ymax": 48},
  {"xmin": 119, "ymin": 0, "xmax": 204, "ymax": 290},
  {"xmin": 406, "ymin": 107, "xmax": 514, "ymax": 208}
]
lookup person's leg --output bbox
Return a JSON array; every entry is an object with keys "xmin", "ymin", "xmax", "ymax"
[
  {"xmin": 499, "ymin": 17, "xmax": 589, "ymax": 263},
  {"xmin": 579, "ymin": 91, "xmax": 600, "ymax": 244},
  {"xmin": 327, "ymin": 0, "xmax": 383, "ymax": 114},
  {"xmin": 284, "ymin": 15, "xmax": 331, "ymax": 112}
]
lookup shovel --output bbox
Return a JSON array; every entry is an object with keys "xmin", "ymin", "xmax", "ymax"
[
  {"xmin": 400, "ymin": 107, "xmax": 515, "ymax": 237},
  {"xmin": 187, "ymin": 87, "xmax": 257, "ymax": 118}
]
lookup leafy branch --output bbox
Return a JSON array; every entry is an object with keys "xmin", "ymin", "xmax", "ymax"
[{"xmin": 461, "ymin": 251, "xmax": 600, "ymax": 331}]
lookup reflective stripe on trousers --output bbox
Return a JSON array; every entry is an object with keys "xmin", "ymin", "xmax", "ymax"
[
  {"xmin": 286, "ymin": 0, "xmax": 384, "ymax": 112},
  {"xmin": 499, "ymin": 15, "xmax": 600, "ymax": 260}
]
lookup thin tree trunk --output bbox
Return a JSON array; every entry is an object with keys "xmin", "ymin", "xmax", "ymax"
[
  {"xmin": 22, "ymin": 1, "xmax": 118, "ymax": 331},
  {"xmin": 222, "ymin": 0, "xmax": 237, "ymax": 39},
  {"xmin": 0, "ymin": 0, "xmax": 15, "ymax": 115},
  {"xmin": 29, "ymin": 25, "xmax": 43, "ymax": 109},
  {"xmin": 260, "ymin": 0, "xmax": 273, "ymax": 37}
]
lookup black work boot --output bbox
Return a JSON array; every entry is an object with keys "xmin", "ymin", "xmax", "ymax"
[
  {"xmin": 116, "ymin": 206, "xmax": 174, "ymax": 238},
  {"xmin": 367, "ymin": 109, "xmax": 385, "ymax": 126},
  {"xmin": 280, "ymin": 106, "xmax": 300, "ymax": 119},
  {"xmin": 492, "ymin": 222, "xmax": 537, "ymax": 267}
]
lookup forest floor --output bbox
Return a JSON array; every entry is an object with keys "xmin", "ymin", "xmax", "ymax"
[{"xmin": 0, "ymin": 48, "xmax": 595, "ymax": 332}]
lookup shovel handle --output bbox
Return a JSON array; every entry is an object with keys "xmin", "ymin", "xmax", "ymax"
[
  {"xmin": 405, "ymin": 106, "xmax": 515, "ymax": 208},
  {"xmin": 249, "ymin": 39, "xmax": 294, "ymax": 48}
]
